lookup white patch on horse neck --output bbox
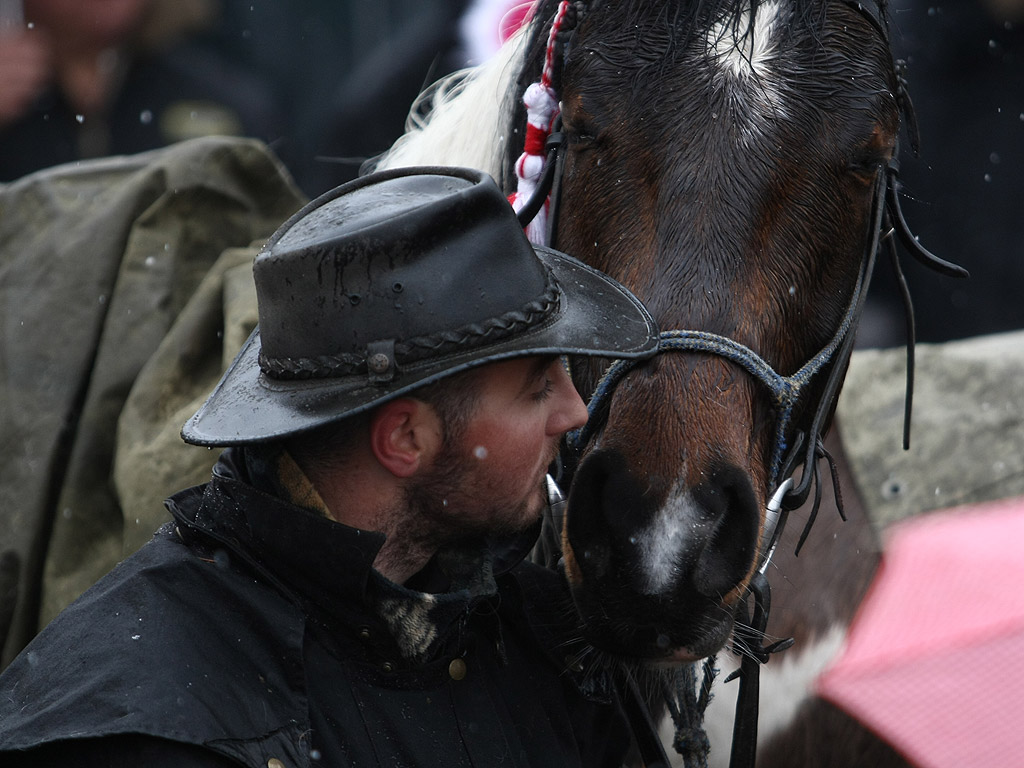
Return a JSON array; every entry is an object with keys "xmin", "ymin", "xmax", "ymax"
[
  {"xmin": 375, "ymin": 26, "xmax": 528, "ymax": 177},
  {"xmin": 707, "ymin": 0, "xmax": 785, "ymax": 80},
  {"xmin": 673, "ymin": 622, "xmax": 849, "ymax": 768},
  {"xmin": 636, "ymin": 488, "xmax": 697, "ymax": 595}
]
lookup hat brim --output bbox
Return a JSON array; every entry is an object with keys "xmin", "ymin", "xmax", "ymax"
[{"xmin": 181, "ymin": 247, "xmax": 657, "ymax": 446}]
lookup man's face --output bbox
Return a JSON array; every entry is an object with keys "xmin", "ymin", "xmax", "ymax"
[{"xmin": 411, "ymin": 356, "xmax": 588, "ymax": 538}]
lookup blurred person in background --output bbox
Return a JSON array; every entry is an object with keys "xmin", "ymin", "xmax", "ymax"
[
  {"xmin": 0, "ymin": 0, "xmax": 280, "ymax": 182},
  {"xmin": 297, "ymin": 0, "xmax": 542, "ymax": 194},
  {"xmin": 204, "ymin": 0, "xmax": 474, "ymax": 196},
  {"xmin": 860, "ymin": 0, "xmax": 1024, "ymax": 346},
  {"xmin": 0, "ymin": 0, "xmax": 526, "ymax": 196},
  {"xmin": 295, "ymin": 0, "xmax": 472, "ymax": 195}
]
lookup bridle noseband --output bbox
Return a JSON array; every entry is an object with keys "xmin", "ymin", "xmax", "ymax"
[{"xmin": 513, "ymin": 2, "xmax": 967, "ymax": 767}]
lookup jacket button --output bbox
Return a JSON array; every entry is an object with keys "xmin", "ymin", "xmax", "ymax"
[
  {"xmin": 448, "ymin": 658, "xmax": 467, "ymax": 681},
  {"xmin": 268, "ymin": 760, "xmax": 285, "ymax": 768},
  {"xmin": 381, "ymin": 661, "xmax": 394, "ymax": 673},
  {"xmin": 358, "ymin": 627, "xmax": 371, "ymax": 641}
]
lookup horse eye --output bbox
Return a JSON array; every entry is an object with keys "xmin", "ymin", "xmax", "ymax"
[
  {"xmin": 847, "ymin": 155, "xmax": 885, "ymax": 180},
  {"xmin": 850, "ymin": 123, "xmax": 895, "ymax": 168},
  {"xmin": 567, "ymin": 129, "xmax": 596, "ymax": 145},
  {"xmin": 846, "ymin": 135, "xmax": 894, "ymax": 183},
  {"xmin": 562, "ymin": 118, "xmax": 600, "ymax": 147}
]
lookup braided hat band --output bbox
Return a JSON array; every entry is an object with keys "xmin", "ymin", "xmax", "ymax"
[{"xmin": 259, "ymin": 270, "xmax": 561, "ymax": 381}]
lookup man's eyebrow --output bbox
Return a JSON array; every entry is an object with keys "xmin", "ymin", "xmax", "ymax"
[{"xmin": 519, "ymin": 355, "xmax": 559, "ymax": 394}]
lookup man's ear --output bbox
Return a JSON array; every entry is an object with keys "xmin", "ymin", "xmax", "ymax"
[{"xmin": 369, "ymin": 398, "xmax": 441, "ymax": 478}]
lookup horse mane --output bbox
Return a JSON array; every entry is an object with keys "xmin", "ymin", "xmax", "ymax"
[
  {"xmin": 370, "ymin": 26, "xmax": 531, "ymax": 179},
  {"xmin": 591, "ymin": 0, "xmax": 818, "ymax": 37}
]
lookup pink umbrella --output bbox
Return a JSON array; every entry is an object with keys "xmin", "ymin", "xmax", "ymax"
[{"xmin": 816, "ymin": 496, "xmax": 1024, "ymax": 768}]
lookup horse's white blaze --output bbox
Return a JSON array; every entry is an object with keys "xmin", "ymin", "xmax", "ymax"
[
  {"xmin": 637, "ymin": 489, "xmax": 698, "ymax": 595},
  {"xmin": 708, "ymin": 0, "xmax": 786, "ymax": 80},
  {"xmin": 662, "ymin": 622, "xmax": 848, "ymax": 767},
  {"xmin": 375, "ymin": 28, "xmax": 528, "ymax": 177}
]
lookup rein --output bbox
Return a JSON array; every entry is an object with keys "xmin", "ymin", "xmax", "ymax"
[{"xmin": 509, "ymin": 1, "xmax": 966, "ymax": 767}]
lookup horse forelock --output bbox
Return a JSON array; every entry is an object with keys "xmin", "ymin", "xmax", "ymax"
[{"xmin": 570, "ymin": 0, "xmax": 820, "ymax": 66}]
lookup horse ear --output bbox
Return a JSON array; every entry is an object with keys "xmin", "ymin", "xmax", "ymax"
[{"xmin": 369, "ymin": 398, "xmax": 441, "ymax": 478}]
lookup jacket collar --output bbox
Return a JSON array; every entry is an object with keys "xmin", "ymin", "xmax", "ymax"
[{"xmin": 167, "ymin": 447, "xmax": 540, "ymax": 664}]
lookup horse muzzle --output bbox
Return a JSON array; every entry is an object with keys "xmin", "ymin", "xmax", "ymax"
[{"xmin": 562, "ymin": 447, "xmax": 761, "ymax": 661}]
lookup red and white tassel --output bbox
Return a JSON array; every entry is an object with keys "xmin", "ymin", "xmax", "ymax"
[{"xmin": 508, "ymin": 0, "xmax": 572, "ymax": 246}]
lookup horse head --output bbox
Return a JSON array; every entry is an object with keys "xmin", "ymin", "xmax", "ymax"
[{"xmin": 512, "ymin": 0, "xmax": 902, "ymax": 662}]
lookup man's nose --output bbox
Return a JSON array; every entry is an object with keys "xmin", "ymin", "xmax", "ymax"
[{"xmin": 548, "ymin": 364, "xmax": 588, "ymax": 435}]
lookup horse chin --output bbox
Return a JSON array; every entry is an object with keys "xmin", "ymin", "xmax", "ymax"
[
  {"xmin": 663, "ymin": 616, "xmax": 737, "ymax": 665},
  {"xmin": 561, "ymin": 572, "xmax": 737, "ymax": 665}
]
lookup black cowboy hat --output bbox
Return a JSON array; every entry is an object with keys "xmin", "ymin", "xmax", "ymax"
[{"xmin": 182, "ymin": 166, "xmax": 657, "ymax": 446}]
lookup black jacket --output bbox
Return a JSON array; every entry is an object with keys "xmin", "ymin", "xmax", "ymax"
[{"xmin": 0, "ymin": 449, "xmax": 629, "ymax": 766}]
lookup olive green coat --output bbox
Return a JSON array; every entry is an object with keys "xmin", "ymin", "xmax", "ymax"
[{"xmin": 0, "ymin": 137, "xmax": 305, "ymax": 666}]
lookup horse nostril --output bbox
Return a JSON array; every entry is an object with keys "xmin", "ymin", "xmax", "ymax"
[
  {"xmin": 565, "ymin": 452, "xmax": 610, "ymax": 573},
  {"xmin": 570, "ymin": 450, "xmax": 645, "ymax": 529},
  {"xmin": 566, "ymin": 449, "xmax": 649, "ymax": 577},
  {"xmin": 690, "ymin": 464, "xmax": 760, "ymax": 599}
]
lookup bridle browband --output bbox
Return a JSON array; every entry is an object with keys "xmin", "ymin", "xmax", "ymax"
[{"xmin": 513, "ymin": 2, "xmax": 967, "ymax": 767}]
